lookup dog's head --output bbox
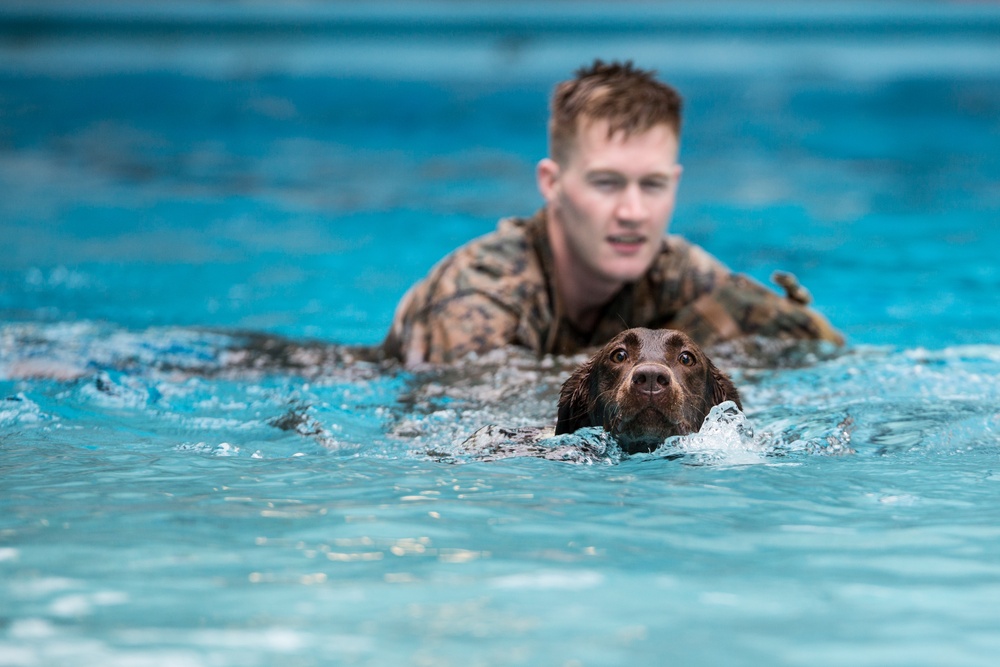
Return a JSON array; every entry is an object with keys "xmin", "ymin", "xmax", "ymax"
[{"xmin": 555, "ymin": 328, "xmax": 742, "ymax": 453}]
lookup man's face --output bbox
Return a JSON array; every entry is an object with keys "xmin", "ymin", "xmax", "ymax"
[{"xmin": 539, "ymin": 119, "xmax": 682, "ymax": 288}]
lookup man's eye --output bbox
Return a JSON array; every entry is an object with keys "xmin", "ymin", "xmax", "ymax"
[
  {"xmin": 590, "ymin": 177, "xmax": 622, "ymax": 190},
  {"xmin": 642, "ymin": 179, "xmax": 670, "ymax": 192},
  {"xmin": 678, "ymin": 352, "xmax": 696, "ymax": 366},
  {"xmin": 610, "ymin": 349, "xmax": 628, "ymax": 363}
]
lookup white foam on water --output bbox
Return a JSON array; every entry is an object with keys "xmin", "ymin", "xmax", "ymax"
[
  {"xmin": 48, "ymin": 590, "xmax": 129, "ymax": 618},
  {"xmin": 490, "ymin": 570, "xmax": 604, "ymax": 591},
  {"xmin": 0, "ymin": 394, "xmax": 48, "ymax": 427},
  {"xmin": 8, "ymin": 618, "xmax": 57, "ymax": 640},
  {"xmin": 10, "ymin": 577, "xmax": 80, "ymax": 598},
  {"xmin": 175, "ymin": 441, "xmax": 241, "ymax": 457}
]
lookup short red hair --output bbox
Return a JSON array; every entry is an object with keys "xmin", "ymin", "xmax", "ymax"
[{"xmin": 549, "ymin": 60, "xmax": 683, "ymax": 164}]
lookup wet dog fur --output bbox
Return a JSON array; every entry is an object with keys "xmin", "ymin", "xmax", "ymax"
[{"xmin": 555, "ymin": 328, "xmax": 742, "ymax": 454}]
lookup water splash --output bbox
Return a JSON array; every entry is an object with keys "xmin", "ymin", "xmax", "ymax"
[
  {"xmin": 427, "ymin": 425, "xmax": 621, "ymax": 465},
  {"xmin": 643, "ymin": 401, "xmax": 765, "ymax": 466},
  {"xmin": 633, "ymin": 401, "xmax": 856, "ymax": 467}
]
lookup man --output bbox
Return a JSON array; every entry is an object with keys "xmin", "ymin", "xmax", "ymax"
[{"xmin": 382, "ymin": 60, "xmax": 842, "ymax": 367}]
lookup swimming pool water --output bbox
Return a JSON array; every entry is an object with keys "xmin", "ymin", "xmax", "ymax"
[{"xmin": 2, "ymin": 3, "xmax": 1000, "ymax": 666}]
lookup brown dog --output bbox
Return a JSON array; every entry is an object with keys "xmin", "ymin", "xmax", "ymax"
[{"xmin": 556, "ymin": 328, "xmax": 742, "ymax": 453}]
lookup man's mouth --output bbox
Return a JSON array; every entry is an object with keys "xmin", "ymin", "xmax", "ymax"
[{"xmin": 607, "ymin": 234, "xmax": 646, "ymax": 252}]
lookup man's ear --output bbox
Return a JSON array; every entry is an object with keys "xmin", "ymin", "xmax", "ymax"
[{"xmin": 536, "ymin": 158, "xmax": 560, "ymax": 202}]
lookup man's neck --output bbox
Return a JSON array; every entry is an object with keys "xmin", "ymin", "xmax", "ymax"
[{"xmin": 545, "ymin": 217, "xmax": 623, "ymax": 332}]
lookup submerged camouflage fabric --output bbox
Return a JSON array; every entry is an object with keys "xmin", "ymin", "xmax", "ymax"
[{"xmin": 381, "ymin": 210, "xmax": 843, "ymax": 366}]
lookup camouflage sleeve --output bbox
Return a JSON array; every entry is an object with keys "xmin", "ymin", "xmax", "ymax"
[
  {"xmin": 668, "ymin": 270, "xmax": 844, "ymax": 346},
  {"xmin": 381, "ymin": 282, "xmax": 520, "ymax": 366},
  {"xmin": 380, "ymin": 216, "xmax": 544, "ymax": 366}
]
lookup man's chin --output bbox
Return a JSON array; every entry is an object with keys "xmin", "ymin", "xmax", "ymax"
[
  {"xmin": 601, "ymin": 263, "xmax": 653, "ymax": 284},
  {"xmin": 603, "ymin": 248, "xmax": 657, "ymax": 276}
]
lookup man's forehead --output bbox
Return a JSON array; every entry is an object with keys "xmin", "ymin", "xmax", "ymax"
[
  {"xmin": 566, "ymin": 117, "xmax": 680, "ymax": 167},
  {"xmin": 576, "ymin": 116, "xmax": 678, "ymax": 145}
]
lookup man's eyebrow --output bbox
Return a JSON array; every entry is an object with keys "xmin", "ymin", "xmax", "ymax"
[
  {"xmin": 585, "ymin": 169, "xmax": 675, "ymax": 180},
  {"xmin": 584, "ymin": 170, "xmax": 627, "ymax": 184}
]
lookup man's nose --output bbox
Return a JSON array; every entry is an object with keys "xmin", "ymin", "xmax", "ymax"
[{"xmin": 616, "ymin": 184, "xmax": 647, "ymax": 223}]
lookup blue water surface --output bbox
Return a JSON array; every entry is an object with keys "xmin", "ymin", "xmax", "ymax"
[{"xmin": 2, "ymin": 3, "xmax": 1000, "ymax": 666}]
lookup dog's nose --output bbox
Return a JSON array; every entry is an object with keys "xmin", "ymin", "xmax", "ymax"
[{"xmin": 631, "ymin": 363, "xmax": 670, "ymax": 394}]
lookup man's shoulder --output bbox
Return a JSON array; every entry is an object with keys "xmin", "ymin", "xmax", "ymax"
[
  {"xmin": 652, "ymin": 234, "xmax": 728, "ymax": 274},
  {"xmin": 443, "ymin": 214, "xmax": 542, "ymax": 282},
  {"xmin": 659, "ymin": 233, "xmax": 694, "ymax": 255},
  {"xmin": 409, "ymin": 213, "xmax": 546, "ymax": 311}
]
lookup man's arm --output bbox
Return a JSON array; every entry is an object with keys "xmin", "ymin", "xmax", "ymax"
[
  {"xmin": 668, "ymin": 272, "xmax": 844, "ymax": 346},
  {"xmin": 381, "ymin": 285, "xmax": 521, "ymax": 366},
  {"xmin": 653, "ymin": 237, "xmax": 842, "ymax": 346}
]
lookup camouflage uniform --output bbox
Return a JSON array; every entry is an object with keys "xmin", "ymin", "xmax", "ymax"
[{"xmin": 382, "ymin": 209, "xmax": 843, "ymax": 366}]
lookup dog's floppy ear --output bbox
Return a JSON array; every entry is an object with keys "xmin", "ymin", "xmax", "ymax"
[
  {"xmin": 708, "ymin": 361, "xmax": 742, "ymax": 411},
  {"xmin": 555, "ymin": 358, "xmax": 596, "ymax": 435}
]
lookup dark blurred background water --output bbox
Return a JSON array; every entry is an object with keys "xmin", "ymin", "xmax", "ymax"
[{"xmin": 1, "ymin": 0, "xmax": 998, "ymax": 347}]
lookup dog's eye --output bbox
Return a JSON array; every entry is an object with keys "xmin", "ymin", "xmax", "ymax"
[
  {"xmin": 678, "ymin": 351, "xmax": 696, "ymax": 367},
  {"xmin": 610, "ymin": 348, "xmax": 628, "ymax": 363}
]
